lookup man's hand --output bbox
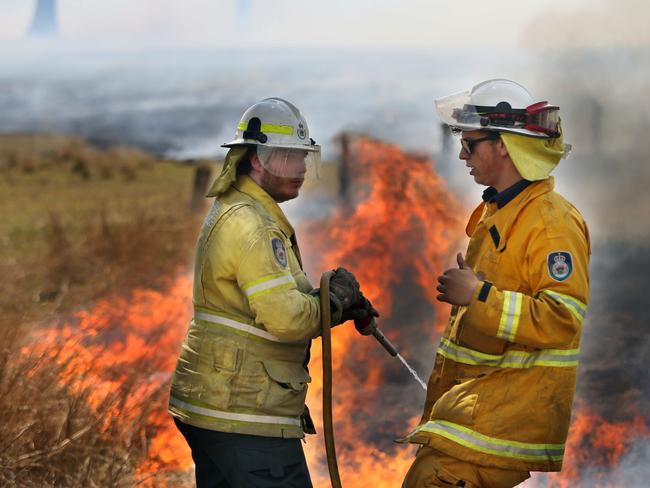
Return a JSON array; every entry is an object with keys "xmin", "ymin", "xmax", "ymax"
[
  {"xmin": 436, "ymin": 253, "xmax": 480, "ymax": 306},
  {"xmin": 347, "ymin": 295, "xmax": 380, "ymax": 324},
  {"xmin": 329, "ymin": 267, "xmax": 361, "ymax": 310}
]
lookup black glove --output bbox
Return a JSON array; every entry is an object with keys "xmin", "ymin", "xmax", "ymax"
[
  {"xmin": 329, "ymin": 267, "xmax": 361, "ymax": 311},
  {"xmin": 346, "ymin": 295, "xmax": 380, "ymax": 324},
  {"xmin": 309, "ymin": 287, "xmax": 342, "ymax": 325}
]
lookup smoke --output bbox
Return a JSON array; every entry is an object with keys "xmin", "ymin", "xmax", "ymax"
[
  {"xmin": 515, "ymin": 3, "xmax": 650, "ymax": 483},
  {"xmin": 519, "ymin": 0, "xmax": 650, "ymax": 241},
  {"xmin": 596, "ymin": 440, "xmax": 650, "ymax": 485},
  {"xmin": 523, "ymin": 0, "xmax": 650, "ymax": 50},
  {"xmin": 237, "ymin": 0, "xmax": 253, "ymax": 18},
  {"xmin": 578, "ymin": 244, "xmax": 650, "ymax": 419}
]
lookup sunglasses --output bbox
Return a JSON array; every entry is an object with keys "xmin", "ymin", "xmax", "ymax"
[{"xmin": 460, "ymin": 134, "xmax": 500, "ymax": 154}]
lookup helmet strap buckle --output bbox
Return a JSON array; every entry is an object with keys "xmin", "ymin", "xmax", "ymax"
[{"xmin": 242, "ymin": 117, "xmax": 268, "ymax": 143}]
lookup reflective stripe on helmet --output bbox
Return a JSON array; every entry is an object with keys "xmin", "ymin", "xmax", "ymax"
[
  {"xmin": 170, "ymin": 395, "xmax": 302, "ymax": 427},
  {"xmin": 541, "ymin": 290, "xmax": 587, "ymax": 322},
  {"xmin": 405, "ymin": 420, "xmax": 564, "ymax": 462},
  {"xmin": 242, "ymin": 272, "xmax": 296, "ymax": 299},
  {"xmin": 497, "ymin": 291, "xmax": 523, "ymax": 342},
  {"xmin": 237, "ymin": 121, "xmax": 294, "ymax": 135},
  {"xmin": 437, "ymin": 337, "xmax": 579, "ymax": 368}
]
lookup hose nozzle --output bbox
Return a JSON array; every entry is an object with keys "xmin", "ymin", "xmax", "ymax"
[{"xmin": 355, "ymin": 317, "xmax": 398, "ymax": 357}]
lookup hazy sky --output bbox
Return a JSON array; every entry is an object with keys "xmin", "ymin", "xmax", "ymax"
[{"xmin": 3, "ymin": 0, "xmax": 647, "ymax": 49}]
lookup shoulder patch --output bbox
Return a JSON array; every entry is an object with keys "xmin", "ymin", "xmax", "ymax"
[
  {"xmin": 271, "ymin": 237, "xmax": 288, "ymax": 267},
  {"xmin": 547, "ymin": 251, "xmax": 573, "ymax": 282}
]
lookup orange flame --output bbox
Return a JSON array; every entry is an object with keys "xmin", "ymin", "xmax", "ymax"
[
  {"xmin": 25, "ymin": 275, "xmax": 194, "ymax": 482},
  {"xmin": 300, "ymin": 136, "xmax": 465, "ymax": 485},
  {"xmin": 25, "ymin": 136, "xmax": 649, "ymax": 487},
  {"xmin": 535, "ymin": 403, "xmax": 650, "ymax": 487}
]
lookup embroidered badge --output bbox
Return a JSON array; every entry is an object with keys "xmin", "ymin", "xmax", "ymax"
[
  {"xmin": 271, "ymin": 237, "xmax": 288, "ymax": 267},
  {"xmin": 547, "ymin": 251, "xmax": 573, "ymax": 282}
]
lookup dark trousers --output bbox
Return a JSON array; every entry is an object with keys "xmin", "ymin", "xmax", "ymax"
[{"xmin": 174, "ymin": 418, "xmax": 313, "ymax": 488}]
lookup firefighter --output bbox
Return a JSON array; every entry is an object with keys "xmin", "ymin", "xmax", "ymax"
[
  {"xmin": 401, "ymin": 79, "xmax": 590, "ymax": 488},
  {"xmin": 169, "ymin": 97, "xmax": 374, "ymax": 487}
]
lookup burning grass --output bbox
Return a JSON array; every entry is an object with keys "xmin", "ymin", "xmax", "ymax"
[
  {"xmin": 301, "ymin": 137, "xmax": 466, "ymax": 484},
  {"xmin": 0, "ymin": 278, "xmax": 194, "ymax": 487},
  {"xmin": 2, "ymin": 133, "xmax": 648, "ymax": 487},
  {"xmin": 0, "ymin": 133, "xmax": 206, "ymax": 486}
]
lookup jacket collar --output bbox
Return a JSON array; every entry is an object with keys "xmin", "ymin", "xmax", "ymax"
[
  {"xmin": 466, "ymin": 177, "xmax": 555, "ymax": 251},
  {"xmin": 481, "ymin": 179, "xmax": 534, "ymax": 209},
  {"xmin": 232, "ymin": 175, "xmax": 295, "ymax": 238}
]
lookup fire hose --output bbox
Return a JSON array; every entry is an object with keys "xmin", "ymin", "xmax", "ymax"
[
  {"xmin": 319, "ymin": 270, "xmax": 342, "ymax": 488},
  {"xmin": 319, "ymin": 271, "xmax": 420, "ymax": 488}
]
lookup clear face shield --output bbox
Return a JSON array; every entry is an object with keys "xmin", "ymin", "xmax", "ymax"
[
  {"xmin": 436, "ymin": 90, "xmax": 562, "ymax": 138},
  {"xmin": 256, "ymin": 146, "xmax": 321, "ymax": 180},
  {"xmin": 435, "ymin": 89, "xmax": 474, "ymax": 127}
]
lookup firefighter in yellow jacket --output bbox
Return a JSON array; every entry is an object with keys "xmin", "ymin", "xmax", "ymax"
[
  {"xmin": 402, "ymin": 80, "xmax": 591, "ymax": 488},
  {"xmin": 169, "ymin": 98, "xmax": 374, "ymax": 487}
]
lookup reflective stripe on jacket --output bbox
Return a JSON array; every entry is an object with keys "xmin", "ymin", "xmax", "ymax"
[
  {"xmin": 403, "ymin": 177, "xmax": 590, "ymax": 472},
  {"xmin": 169, "ymin": 175, "xmax": 321, "ymax": 438}
]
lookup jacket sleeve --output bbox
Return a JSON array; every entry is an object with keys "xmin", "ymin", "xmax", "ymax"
[
  {"xmin": 236, "ymin": 226, "xmax": 322, "ymax": 342},
  {"xmin": 463, "ymin": 209, "xmax": 590, "ymax": 349}
]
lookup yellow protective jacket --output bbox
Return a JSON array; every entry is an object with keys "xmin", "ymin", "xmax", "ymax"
[
  {"xmin": 169, "ymin": 175, "xmax": 322, "ymax": 438},
  {"xmin": 403, "ymin": 177, "xmax": 590, "ymax": 472}
]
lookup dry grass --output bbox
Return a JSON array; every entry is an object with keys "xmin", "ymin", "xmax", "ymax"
[
  {"xmin": 0, "ymin": 134, "xmax": 212, "ymax": 327},
  {"xmin": 0, "ymin": 134, "xmax": 209, "ymax": 486},
  {"xmin": 0, "ymin": 134, "xmax": 340, "ymax": 486},
  {"xmin": 0, "ymin": 324, "xmax": 183, "ymax": 487},
  {"xmin": 0, "ymin": 134, "xmax": 156, "ymax": 180}
]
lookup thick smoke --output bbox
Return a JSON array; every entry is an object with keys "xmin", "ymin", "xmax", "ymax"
[{"xmin": 520, "ymin": 2, "xmax": 650, "ymax": 482}]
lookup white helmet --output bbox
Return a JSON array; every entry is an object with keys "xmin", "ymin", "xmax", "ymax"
[
  {"xmin": 223, "ymin": 97, "xmax": 320, "ymax": 178},
  {"xmin": 435, "ymin": 79, "xmax": 561, "ymax": 139}
]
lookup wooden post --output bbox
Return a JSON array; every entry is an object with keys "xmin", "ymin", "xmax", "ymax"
[
  {"xmin": 440, "ymin": 123, "xmax": 453, "ymax": 159},
  {"xmin": 191, "ymin": 164, "xmax": 212, "ymax": 211},
  {"xmin": 338, "ymin": 133, "xmax": 351, "ymax": 201}
]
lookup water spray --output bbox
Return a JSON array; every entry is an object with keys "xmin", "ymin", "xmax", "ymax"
[{"xmin": 354, "ymin": 316, "xmax": 428, "ymax": 391}]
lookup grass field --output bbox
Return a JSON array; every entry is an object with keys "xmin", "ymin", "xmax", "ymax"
[
  {"xmin": 0, "ymin": 134, "xmax": 212, "ymax": 328},
  {"xmin": 0, "ymin": 133, "xmax": 342, "ymax": 486},
  {"xmin": 0, "ymin": 134, "xmax": 212, "ymax": 486}
]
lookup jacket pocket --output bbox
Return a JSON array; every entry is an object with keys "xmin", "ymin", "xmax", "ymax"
[
  {"xmin": 430, "ymin": 384, "xmax": 478, "ymax": 427},
  {"xmin": 479, "ymin": 250, "xmax": 520, "ymax": 292},
  {"xmin": 230, "ymin": 357, "xmax": 269, "ymax": 409},
  {"xmin": 202, "ymin": 341, "xmax": 241, "ymax": 409},
  {"xmin": 261, "ymin": 359, "xmax": 311, "ymax": 414},
  {"xmin": 170, "ymin": 325, "xmax": 204, "ymax": 397}
]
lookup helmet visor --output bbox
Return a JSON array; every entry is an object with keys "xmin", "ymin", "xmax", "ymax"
[
  {"xmin": 434, "ymin": 89, "xmax": 476, "ymax": 128},
  {"xmin": 436, "ymin": 91, "xmax": 561, "ymax": 138},
  {"xmin": 256, "ymin": 146, "xmax": 321, "ymax": 179}
]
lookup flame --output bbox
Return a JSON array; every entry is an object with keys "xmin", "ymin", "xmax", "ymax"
[
  {"xmin": 23, "ymin": 135, "xmax": 649, "ymax": 487},
  {"xmin": 300, "ymin": 136, "xmax": 465, "ymax": 485},
  {"xmin": 306, "ymin": 137, "xmax": 464, "ymax": 319},
  {"xmin": 25, "ymin": 275, "xmax": 194, "ymax": 483},
  {"xmin": 533, "ymin": 404, "xmax": 650, "ymax": 488},
  {"xmin": 25, "ymin": 135, "xmax": 464, "ymax": 486}
]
